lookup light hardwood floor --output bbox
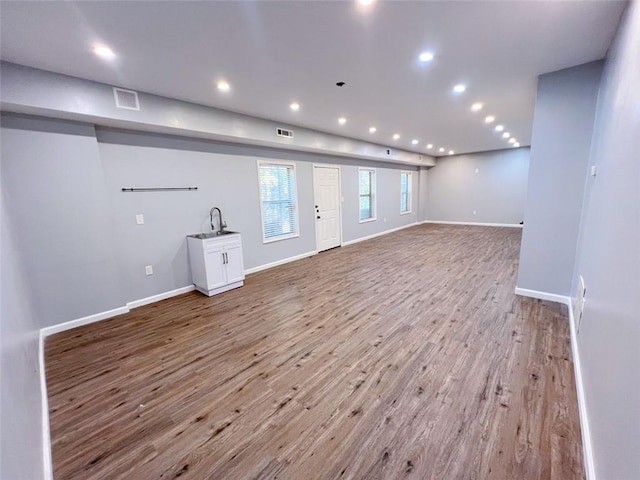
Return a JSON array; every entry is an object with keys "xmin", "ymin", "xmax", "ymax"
[{"xmin": 46, "ymin": 224, "xmax": 584, "ymax": 480}]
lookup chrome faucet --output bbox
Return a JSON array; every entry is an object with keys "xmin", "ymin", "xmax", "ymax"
[{"xmin": 210, "ymin": 206, "xmax": 227, "ymax": 234}]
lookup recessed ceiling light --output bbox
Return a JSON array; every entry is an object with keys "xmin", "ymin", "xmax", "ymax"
[
  {"xmin": 426, "ymin": 144, "xmax": 433, "ymax": 149},
  {"xmin": 508, "ymin": 138, "xmax": 516, "ymax": 144},
  {"xmin": 411, "ymin": 139, "xmax": 419, "ymax": 145},
  {"xmin": 290, "ymin": 102, "xmax": 300, "ymax": 111},
  {"xmin": 338, "ymin": 117, "xmax": 347, "ymax": 125},
  {"xmin": 502, "ymin": 132, "xmax": 510, "ymax": 138},
  {"xmin": 92, "ymin": 44, "xmax": 115, "ymax": 60},
  {"xmin": 418, "ymin": 52, "xmax": 434, "ymax": 62},
  {"xmin": 358, "ymin": 0, "xmax": 375, "ymax": 5},
  {"xmin": 449, "ymin": 150, "xmax": 454, "ymax": 155},
  {"xmin": 495, "ymin": 125, "xmax": 504, "ymax": 132},
  {"xmin": 453, "ymin": 84, "xmax": 466, "ymax": 94},
  {"xmin": 369, "ymin": 126, "xmax": 377, "ymax": 133},
  {"xmin": 393, "ymin": 134, "xmax": 400, "ymax": 140},
  {"xmin": 216, "ymin": 80, "xmax": 231, "ymax": 92},
  {"xmin": 439, "ymin": 147, "xmax": 445, "ymax": 153},
  {"xmin": 484, "ymin": 115, "xmax": 495, "ymax": 123},
  {"xmin": 513, "ymin": 142, "xmax": 520, "ymax": 147},
  {"xmin": 471, "ymin": 102, "xmax": 483, "ymax": 112}
]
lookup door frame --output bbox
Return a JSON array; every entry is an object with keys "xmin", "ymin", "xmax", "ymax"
[{"xmin": 312, "ymin": 164, "xmax": 343, "ymax": 252}]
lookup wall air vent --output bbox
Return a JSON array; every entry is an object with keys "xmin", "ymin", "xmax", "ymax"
[
  {"xmin": 113, "ymin": 87, "xmax": 140, "ymax": 111},
  {"xmin": 276, "ymin": 127, "xmax": 294, "ymax": 139}
]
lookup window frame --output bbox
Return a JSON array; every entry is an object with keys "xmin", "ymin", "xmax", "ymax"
[
  {"xmin": 400, "ymin": 170, "xmax": 413, "ymax": 215},
  {"xmin": 257, "ymin": 160, "xmax": 300, "ymax": 244},
  {"xmin": 358, "ymin": 167, "xmax": 377, "ymax": 223}
]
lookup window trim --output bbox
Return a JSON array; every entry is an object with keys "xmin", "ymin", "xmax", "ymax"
[
  {"xmin": 400, "ymin": 170, "xmax": 413, "ymax": 215},
  {"xmin": 358, "ymin": 167, "xmax": 377, "ymax": 223},
  {"xmin": 257, "ymin": 160, "xmax": 300, "ymax": 244}
]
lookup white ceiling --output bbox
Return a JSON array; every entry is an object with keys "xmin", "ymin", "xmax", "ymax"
[{"xmin": 0, "ymin": 0, "xmax": 626, "ymax": 156}]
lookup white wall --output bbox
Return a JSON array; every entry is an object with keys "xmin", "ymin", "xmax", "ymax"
[
  {"xmin": 425, "ymin": 148, "xmax": 529, "ymax": 225},
  {"xmin": 1, "ymin": 116, "xmax": 126, "ymax": 325},
  {"xmin": 0, "ymin": 62, "xmax": 434, "ymax": 168},
  {"xmin": 1, "ymin": 137, "xmax": 46, "ymax": 479},
  {"xmin": 570, "ymin": 2, "xmax": 640, "ymax": 478},
  {"xmin": 418, "ymin": 168, "xmax": 429, "ymax": 222},
  {"xmin": 1, "ymin": 117, "xmax": 419, "ymax": 321},
  {"xmin": 0, "ymin": 114, "xmax": 420, "ymax": 478},
  {"xmin": 517, "ymin": 61, "xmax": 603, "ymax": 297}
]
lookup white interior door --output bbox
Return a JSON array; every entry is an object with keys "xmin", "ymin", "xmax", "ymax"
[{"xmin": 313, "ymin": 166, "xmax": 341, "ymax": 252}]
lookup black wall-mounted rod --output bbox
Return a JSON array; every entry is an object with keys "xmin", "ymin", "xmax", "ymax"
[{"xmin": 121, "ymin": 187, "xmax": 198, "ymax": 192}]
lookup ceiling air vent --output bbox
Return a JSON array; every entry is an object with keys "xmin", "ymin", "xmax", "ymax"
[
  {"xmin": 276, "ymin": 127, "xmax": 294, "ymax": 139},
  {"xmin": 113, "ymin": 87, "xmax": 140, "ymax": 111}
]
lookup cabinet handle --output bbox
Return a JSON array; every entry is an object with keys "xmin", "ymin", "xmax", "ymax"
[
  {"xmin": 222, "ymin": 252, "xmax": 226, "ymax": 264},
  {"xmin": 225, "ymin": 252, "xmax": 228, "ymax": 264}
]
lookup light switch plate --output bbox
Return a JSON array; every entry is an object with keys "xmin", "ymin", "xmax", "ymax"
[
  {"xmin": 136, "ymin": 214, "xmax": 144, "ymax": 225},
  {"xmin": 145, "ymin": 265, "xmax": 153, "ymax": 276}
]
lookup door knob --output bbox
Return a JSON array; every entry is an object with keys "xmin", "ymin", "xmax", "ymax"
[{"xmin": 317, "ymin": 216, "xmax": 321, "ymax": 219}]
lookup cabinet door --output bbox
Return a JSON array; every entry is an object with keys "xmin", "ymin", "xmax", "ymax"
[
  {"xmin": 204, "ymin": 247, "xmax": 227, "ymax": 290},
  {"xmin": 224, "ymin": 243, "xmax": 245, "ymax": 284}
]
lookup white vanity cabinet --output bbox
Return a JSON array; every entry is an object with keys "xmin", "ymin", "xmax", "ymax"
[{"xmin": 187, "ymin": 232, "xmax": 245, "ymax": 296}]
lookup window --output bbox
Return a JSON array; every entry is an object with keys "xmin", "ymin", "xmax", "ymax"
[
  {"xmin": 400, "ymin": 171, "xmax": 412, "ymax": 214},
  {"xmin": 258, "ymin": 161, "xmax": 299, "ymax": 243},
  {"xmin": 359, "ymin": 168, "xmax": 376, "ymax": 222}
]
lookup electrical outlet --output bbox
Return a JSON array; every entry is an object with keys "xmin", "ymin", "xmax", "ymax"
[
  {"xmin": 136, "ymin": 214, "xmax": 144, "ymax": 225},
  {"xmin": 384, "ymin": 217, "xmax": 387, "ymax": 223},
  {"xmin": 145, "ymin": 265, "xmax": 153, "ymax": 276},
  {"xmin": 473, "ymin": 210, "xmax": 477, "ymax": 216}
]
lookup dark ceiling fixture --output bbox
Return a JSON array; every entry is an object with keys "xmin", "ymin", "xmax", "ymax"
[{"xmin": 336, "ymin": 82, "xmax": 346, "ymax": 87}]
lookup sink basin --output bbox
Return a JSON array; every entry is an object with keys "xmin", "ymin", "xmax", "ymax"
[{"xmin": 189, "ymin": 230, "xmax": 238, "ymax": 240}]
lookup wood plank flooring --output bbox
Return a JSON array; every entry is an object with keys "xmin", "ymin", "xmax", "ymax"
[{"xmin": 45, "ymin": 224, "xmax": 584, "ymax": 480}]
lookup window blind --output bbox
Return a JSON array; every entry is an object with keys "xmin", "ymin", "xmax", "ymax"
[
  {"xmin": 400, "ymin": 172, "xmax": 411, "ymax": 213},
  {"xmin": 258, "ymin": 163, "xmax": 298, "ymax": 241},
  {"xmin": 359, "ymin": 169, "xmax": 375, "ymax": 220}
]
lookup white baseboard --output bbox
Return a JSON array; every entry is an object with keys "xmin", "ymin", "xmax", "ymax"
[
  {"xmin": 37, "ymin": 284, "xmax": 198, "ymax": 479},
  {"xmin": 126, "ymin": 285, "xmax": 195, "ymax": 309},
  {"xmin": 514, "ymin": 287, "xmax": 570, "ymax": 305},
  {"xmin": 39, "ymin": 331, "xmax": 54, "ymax": 480},
  {"xmin": 35, "ymin": 265, "xmax": 594, "ymax": 480},
  {"xmin": 567, "ymin": 299, "xmax": 596, "ymax": 480},
  {"xmin": 514, "ymin": 288, "xmax": 595, "ymax": 479},
  {"xmin": 244, "ymin": 250, "xmax": 317, "ymax": 275},
  {"xmin": 342, "ymin": 222, "xmax": 418, "ymax": 247},
  {"xmin": 40, "ymin": 306, "xmax": 130, "ymax": 337},
  {"xmin": 422, "ymin": 220, "xmax": 523, "ymax": 228}
]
